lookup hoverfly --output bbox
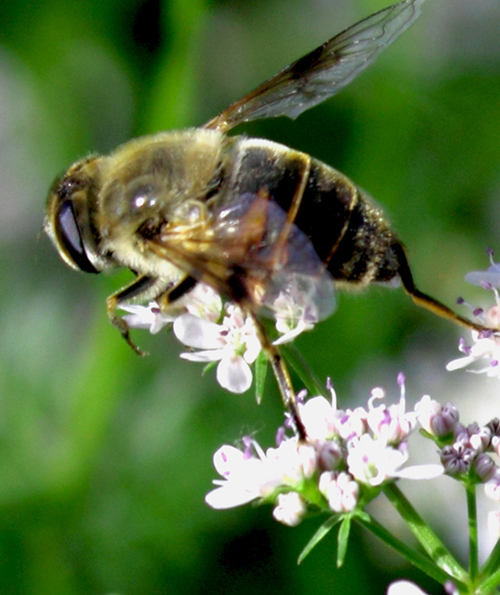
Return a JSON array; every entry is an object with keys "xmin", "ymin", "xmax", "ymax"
[{"xmin": 44, "ymin": 0, "xmax": 489, "ymax": 437}]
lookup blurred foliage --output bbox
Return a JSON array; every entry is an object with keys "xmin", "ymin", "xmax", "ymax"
[{"xmin": 0, "ymin": 0, "xmax": 499, "ymax": 593}]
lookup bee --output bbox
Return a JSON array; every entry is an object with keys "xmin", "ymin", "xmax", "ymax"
[{"xmin": 44, "ymin": 0, "xmax": 489, "ymax": 436}]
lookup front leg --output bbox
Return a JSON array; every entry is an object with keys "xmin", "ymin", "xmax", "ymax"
[
  {"xmin": 106, "ymin": 274, "xmax": 199, "ymax": 355},
  {"xmin": 106, "ymin": 275, "xmax": 162, "ymax": 356}
]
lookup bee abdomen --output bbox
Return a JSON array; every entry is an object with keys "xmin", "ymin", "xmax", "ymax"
[{"xmin": 225, "ymin": 138, "xmax": 401, "ymax": 288}]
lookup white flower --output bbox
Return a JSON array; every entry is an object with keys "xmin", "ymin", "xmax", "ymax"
[
  {"xmin": 272, "ymin": 284, "xmax": 318, "ymax": 345},
  {"xmin": 346, "ymin": 434, "xmax": 443, "ymax": 485},
  {"xmin": 264, "ymin": 270, "xmax": 336, "ymax": 344},
  {"xmin": 298, "ymin": 395, "xmax": 340, "ymax": 441},
  {"xmin": 448, "ymin": 251, "xmax": 500, "ymax": 377},
  {"xmin": 205, "ymin": 438, "xmax": 316, "ymax": 510},
  {"xmin": 335, "ymin": 407, "xmax": 368, "ymax": 442},
  {"xmin": 119, "ymin": 283, "xmax": 223, "ymax": 334},
  {"xmin": 347, "ymin": 435, "xmax": 408, "ymax": 486},
  {"xmin": 366, "ymin": 386, "xmax": 417, "ymax": 445},
  {"xmin": 272, "ymin": 493, "xmax": 307, "ymax": 526},
  {"xmin": 465, "ymin": 249, "xmax": 500, "ymax": 288},
  {"xmin": 206, "ymin": 380, "xmax": 448, "ymax": 522},
  {"xmin": 446, "ymin": 324, "xmax": 500, "ymax": 378},
  {"xmin": 205, "ymin": 444, "xmax": 271, "ymax": 509},
  {"xmin": 120, "ymin": 301, "xmax": 174, "ymax": 334},
  {"xmin": 319, "ymin": 471, "xmax": 359, "ymax": 513},
  {"xmin": 386, "ymin": 581, "xmax": 429, "ymax": 595},
  {"xmin": 264, "ymin": 439, "xmax": 317, "ymax": 485},
  {"xmin": 183, "ymin": 283, "xmax": 223, "ymax": 322},
  {"xmin": 174, "ymin": 304, "xmax": 261, "ymax": 394}
]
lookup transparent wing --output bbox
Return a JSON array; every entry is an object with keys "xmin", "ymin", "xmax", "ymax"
[
  {"xmin": 213, "ymin": 192, "xmax": 336, "ymax": 321},
  {"xmin": 204, "ymin": 0, "xmax": 424, "ymax": 132},
  {"xmin": 146, "ymin": 192, "xmax": 336, "ymax": 322}
]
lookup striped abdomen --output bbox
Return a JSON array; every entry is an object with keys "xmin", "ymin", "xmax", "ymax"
[{"xmin": 220, "ymin": 136, "xmax": 402, "ymax": 289}]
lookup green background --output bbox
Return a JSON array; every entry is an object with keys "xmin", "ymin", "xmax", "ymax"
[{"xmin": 0, "ymin": 0, "xmax": 499, "ymax": 593}]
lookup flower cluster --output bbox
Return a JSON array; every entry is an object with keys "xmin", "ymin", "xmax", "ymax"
[
  {"xmin": 206, "ymin": 379, "xmax": 500, "ymax": 527},
  {"xmin": 205, "ymin": 377, "xmax": 444, "ymax": 526},
  {"xmin": 447, "ymin": 249, "xmax": 500, "ymax": 377},
  {"xmin": 120, "ymin": 281, "xmax": 319, "ymax": 394},
  {"xmin": 399, "ymin": 394, "xmax": 500, "ymax": 512}
]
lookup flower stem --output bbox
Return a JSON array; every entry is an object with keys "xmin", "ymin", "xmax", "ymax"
[
  {"xmin": 477, "ymin": 565, "xmax": 500, "ymax": 594},
  {"xmin": 355, "ymin": 514, "xmax": 460, "ymax": 587},
  {"xmin": 477, "ymin": 529, "xmax": 500, "ymax": 594},
  {"xmin": 466, "ymin": 484, "xmax": 478, "ymax": 582},
  {"xmin": 383, "ymin": 483, "xmax": 468, "ymax": 584},
  {"xmin": 480, "ymin": 534, "xmax": 500, "ymax": 580}
]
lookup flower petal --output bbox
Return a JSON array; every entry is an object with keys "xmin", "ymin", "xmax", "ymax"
[
  {"xmin": 392, "ymin": 464, "xmax": 444, "ymax": 480},
  {"xmin": 180, "ymin": 350, "xmax": 222, "ymax": 363},
  {"xmin": 387, "ymin": 580, "xmax": 428, "ymax": 595},
  {"xmin": 212, "ymin": 445, "xmax": 246, "ymax": 477},
  {"xmin": 173, "ymin": 314, "xmax": 223, "ymax": 349},
  {"xmin": 217, "ymin": 356, "xmax": 252, "ymax": 393},
  {"xmin": 466, "ymin": 266, "xmax": 500, "ymax": 288},
  {"xmin": 446, "ymin": 355, "xmax": 477, "ymax": 371},
  {"xmin": 205, "ymin": 486, "xmax": 259, "ymax": 509}
]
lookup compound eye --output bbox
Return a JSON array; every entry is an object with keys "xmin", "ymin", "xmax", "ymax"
[{"xmin": 55, "ymin": 200, "xmax": 99, "ymax": 274}]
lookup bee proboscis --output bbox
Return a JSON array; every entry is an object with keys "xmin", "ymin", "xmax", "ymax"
[{"xmin": 44, "ymin": 0, "xmax": 489, "ymax": 437}]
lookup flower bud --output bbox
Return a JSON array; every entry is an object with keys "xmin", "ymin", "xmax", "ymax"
[{"xmin": 474, "ymin": 453, "xmax": 496, "ymax": 481}]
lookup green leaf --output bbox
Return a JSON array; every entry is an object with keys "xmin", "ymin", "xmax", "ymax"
[
  {"xmin": 281, "ymin": 344, "xmax": 328, "ymax": 398},
  {"xmin": 383, "ymin": 483, "xmax": 468, "ymax": 584},
  {"xmin": 336, "ymin": 516, "xmax": 352, "ymax": 568},
  {"xmin": 355, "ymin": 514, "xmax": 462, "ymax": 588},
  {"xmin": 202, "ymin": 361, "xmax": 217, "ymax": 375},
  {"xmin": 298, "ymin": 515, "xmax": 341, "ymax": 564},
  {"xmin": 254, "ymin": 351, "xmax": 268, "ymax": 404}
]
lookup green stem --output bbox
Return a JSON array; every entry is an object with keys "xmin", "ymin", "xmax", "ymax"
[
  {"xmin": 477, "ymin": 565, "xmax": 500, "ymax": 595},
  {"xmin": 383, "ymin": 483, "xmax": 469, "ymax": 584},
  {"xmin": 466, "ymin": 484, "xmax": 478, "ymax": 582},
  {"xmin": 355, "ymin": 515, "xmax": 460, "ymax": 587},
  {"xmin": 480, "ymin": 534, "xmax": 500, "ymax": 579}
]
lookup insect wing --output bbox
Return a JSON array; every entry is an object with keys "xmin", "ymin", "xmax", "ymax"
[
  {"xmin": 145, "ymin": 192, "xmax": 336, "ymax": 324},
  {"xmin": 212, "ymin": 192, "xmax": 337, "ymax": 323},
  {"xmin": 204, "ymin": 0, "xmax": 424, "ymax": 132}
]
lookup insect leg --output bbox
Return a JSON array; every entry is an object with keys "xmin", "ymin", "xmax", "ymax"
[
  {"xmin": 106, "ymin": 275, "xmax": 163, "ymax": 356},
  {"xmin": 269, "ymin": 155, "xmax": 311, "ymax": 271},
  {"xmin": 225, "ymin": 268, "xmax": 307, "ymax": 439},
  {"xmin": 248, "ymin": 311, "xmax": 307, "ymax": 441},
  {"xmin": 393, "ymin": 242, "xmax": 493, "ymax": 333},
  {"xmin": 155, "ymin": 276, "xmax": 198, "ymax": 309},
  {"xmin": 108, "ymin": 272, "xmax": 199, "ymax": 355}
]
